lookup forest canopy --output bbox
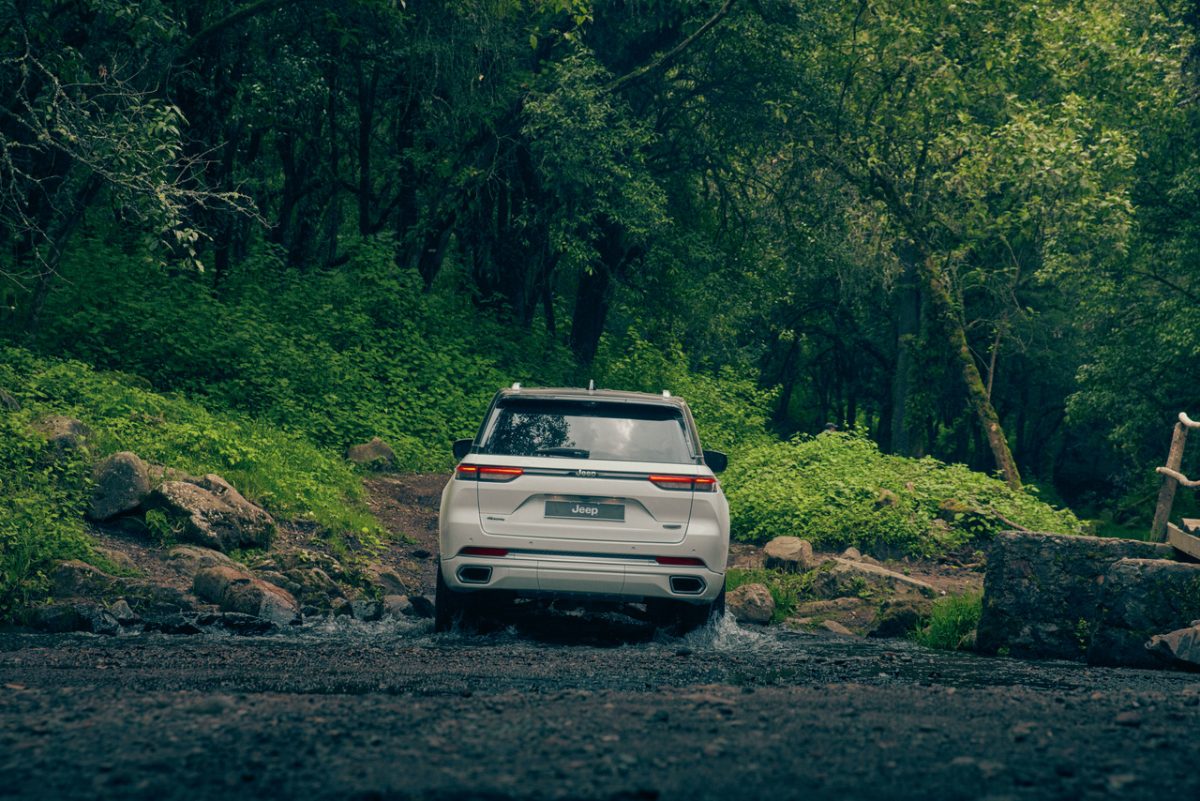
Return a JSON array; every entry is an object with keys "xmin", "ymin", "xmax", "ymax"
[{"xmin": 2, "ymin": 0, "xmax": 1198, "ymax": 528}]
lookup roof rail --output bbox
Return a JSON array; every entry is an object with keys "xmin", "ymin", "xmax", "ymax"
[{"xmin": 511, "ymin": 382, "xmax": 521, "ymax": 391}]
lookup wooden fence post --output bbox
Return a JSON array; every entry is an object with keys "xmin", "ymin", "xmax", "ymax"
[{"xmin": 1151, "ymin": 414, "xmax": 1197, "ymax": 542}]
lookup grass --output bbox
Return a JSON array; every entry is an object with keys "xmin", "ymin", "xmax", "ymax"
[
  {"xmin": 912, "ymin": 591, "xmax": 983, "ymax": 651},
  {"xmin": 0, "ymin": 346, "xmax": 385, "ymax": 617}
]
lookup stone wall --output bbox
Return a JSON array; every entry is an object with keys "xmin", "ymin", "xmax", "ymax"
[{"xmin": 976, "ymin": 531, "xmax": 1176, "ymax": 662}]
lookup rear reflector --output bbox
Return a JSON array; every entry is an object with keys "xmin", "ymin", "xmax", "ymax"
[
  {"xmin": 649, "ymin": 474, "xmax": 718, "ymax": 492},
  {"xmin": 655, "ymin": 556, "xmax": 706, "ymax": 567},
  {"xmin": 460, "ymin": 546, "xmax": 510, "ymax": 557},
  {"xmin": 455, "ymin": 465, "xmax": 523, "ymax": 482}
]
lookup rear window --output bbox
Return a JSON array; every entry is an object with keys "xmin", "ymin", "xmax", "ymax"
[{"xmin": 480, "ymin": 399, "xmax": 695, "ymax": 463}]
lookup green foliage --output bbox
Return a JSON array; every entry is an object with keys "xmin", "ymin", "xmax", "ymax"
[
  {"xmin": 0, "ymin": 413, "xmax": 92, "ymax": 618},
  {"xmin": 0, "ymin": 345, "xmax": 381, "ymax": 551},
  {"xmin": 38, "ymin": 234, "xmax": 577, "ymax": 472},
  {"xmin": 594, "ymin": 329, "xmax": 776, "ymax": 454},
  {"xmin": 913, "ymin": 592, "xmax": 983, "ymax": 651},
  {"xmin": 725, "ymin": 431, "xmax": 1082, "ymax": 557}
]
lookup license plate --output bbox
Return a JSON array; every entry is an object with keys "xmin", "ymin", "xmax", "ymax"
[{"xmin": 545, "ymin": 500, "xmax": 624, "ymax": 522}]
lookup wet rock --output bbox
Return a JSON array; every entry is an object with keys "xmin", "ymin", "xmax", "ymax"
[
  {"xmin": 346, "ymin": 437, "xmax": 396, "ymax": 470},
  {"xmin": 1088, "ymin": 558, "xmax": 1200, "ymax": 669},
  {"xmin": 193, "ymin": 565, "xmax": 299, "ymax": 625},
  {"xmin": 79, "ymin": 605, "xmax": 120, "ymax": 635},
  {"xmin": 408, "ymin": 595, "xmax": 435, "ymax": 619},
  {"xmin": 811, "ymin": 558, "xmax": 936, "ymax": 600},
  {"xmin": 257, "ymin": 570, "xmax": 303, "ymax": 596},
  {"xmin": 822, "ymin": 620, "xmax": 855, "ymax": 636},
  {"xmin": 88, "ymin": 452, "xmax": 150, "ymax": 521},
  {"xmin": 274, "ymin": 549, "xmax": 345, "ymax": 580},
  {"xmin": 352, "ymin": 599, "xmax": 384, "ymax": 622},
  {"xmin": 30, "ymin": 603, "xmax": 85, "ymax": 633},
  {"xmin": 977, "ymin": 531, "xmax": 1174, "ymax": 661},
  {"xmin": 196, "ymin": 612, "xmax": 278, "ymax": 635},
  {"xmin": 31, "ymin": 603, "xmax": 118, "ymax": 634},
  {"xmin": 33, "ymin": 415, "xmax": 91, "ymax": 456},
  {"xmin": 869, "ymin": 599, "xmax": 929, "ymax": 639},
  {"xmin": 383, "ymin": 594, "xmax": 413, "ymax": 618},
  {"xmin": 108, "ymin": 599, "xmax": 139, "ymax": 626},
  {"xmin": 167, "ymin": 545, "xmax": 236, "ymax": 575},
  {"xmin": 370, "ymin": 567, "xmax": 409, "ymax": 596},
  {"xmin": 147, "ymin": 475, "xmax": 274, "ymax": 552},
  {"xmin": 143, "ymin": 613, "xmax": 201, "ymax": 635},
  {"xmin": 727, "ymin": 584, "xmax": 774, "ymax": 625},
  {"xmin": 763, "ymin": 537, "xmax": 815, "ymax": 573},
  {"xmin": 51, "ymin": 560, "xmax": 120, "ymax": 598},
  {"xmin": 286, "ymin": 567, "xmax": 344, "ymax": 603},
  {"xmin": 1146, "ymin": 623, "xmax": 1200, "ymax": 668}
]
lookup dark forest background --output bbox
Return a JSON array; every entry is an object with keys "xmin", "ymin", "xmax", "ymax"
[{"xmin": 3, "ymin": 0, "xmax": 1200, "ymax": 590}]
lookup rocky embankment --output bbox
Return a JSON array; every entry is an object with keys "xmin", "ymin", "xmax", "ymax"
[
  {"xmin": 724, "ymin": 534, "xmax": 975, "ymax": 637},
  {"xmin": 14, "ymin": 421, "xmax": 437, "ymax": 636}
]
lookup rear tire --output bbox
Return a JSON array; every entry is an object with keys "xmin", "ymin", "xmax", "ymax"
[
  {"xmin": 434, "ymin": 565, "xmax": 474, "ymax": 632},
  {"xmin": 651, "ymin": 585, "xmax": 726, "ymax": 635}
]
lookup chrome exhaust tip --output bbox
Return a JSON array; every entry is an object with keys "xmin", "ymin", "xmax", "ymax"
[
  {"xmin": 457, "ymin": 566, "xmax": 493, "ymax": 584},
  {"xmin": 669, "ymin": 576, "xmax": 705, "ymax": 595}
]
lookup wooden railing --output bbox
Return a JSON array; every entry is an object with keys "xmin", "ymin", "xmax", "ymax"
[{"xmin": 1151, "ymin": 412, "xmax": 1200, "ymax": 545}]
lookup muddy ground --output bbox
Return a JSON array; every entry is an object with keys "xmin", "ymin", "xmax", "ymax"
[{"xmin": 2, "ymin": 616, "xmax": 1200, "ymax": 801}]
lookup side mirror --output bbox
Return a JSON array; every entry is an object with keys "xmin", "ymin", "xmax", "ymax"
[
  {"xmin": 703, "ymin": 450, "xmax": 728, "ymax": 474},
  {"xmin": 452, "ymin": 439, "xmax": 473, "ymax": 460}
]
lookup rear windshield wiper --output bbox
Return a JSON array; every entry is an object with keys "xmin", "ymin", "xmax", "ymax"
[{"xmin": 535, "ymin": 447, "xmax": 590, "ymax": 458}]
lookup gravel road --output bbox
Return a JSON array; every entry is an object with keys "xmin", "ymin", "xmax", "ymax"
[{"xmin": 2, "ymin": 613, "xmax": 1199, "ymax": 801}]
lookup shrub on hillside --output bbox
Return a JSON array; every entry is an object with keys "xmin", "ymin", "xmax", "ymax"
[
  {"xmin": 0, "ymin": 347, "xmax": 379, "ymax": 546},
  {"xmin": 0, "ymin": 413, "xmax": 92, "ymax": 617},
  {"xmin": 724, "ymin": 432, "xmax": 1082, "ymax": 557}
]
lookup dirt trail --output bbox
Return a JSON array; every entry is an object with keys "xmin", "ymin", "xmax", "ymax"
[{"xmin": 2, "ymin": 619, "xmax": 1199, "ymax": 801}]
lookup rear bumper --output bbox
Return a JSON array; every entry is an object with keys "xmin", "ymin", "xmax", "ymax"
[{"xmin": 441, "ymin": 552, "xmax": 725, "ymax": 604}]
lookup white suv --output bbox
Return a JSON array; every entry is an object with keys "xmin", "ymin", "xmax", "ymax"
[{"xmin": 436, "ymin": 385, "xmax": 729, "ymax": 633}]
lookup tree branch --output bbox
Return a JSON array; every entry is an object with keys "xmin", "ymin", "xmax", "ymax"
[
  {"xmin": 179, "ymin": 0, "xmax": 300, "ymax": 62},
  {"xmin": 606, "ymin": 0, "xmax": 736, "ymax": 93}
]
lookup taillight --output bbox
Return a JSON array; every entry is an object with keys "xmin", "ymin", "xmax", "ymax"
[
  {"xmin": 648, "ymin": 474, "xmax": 718, "ymax": 492},
  {"xmin": 456, "ymin": 465, "xmax": 524, "ymax": 482},
  {"xmin": 460, "ymin": 546, "xmax": 509, "ymax": 557},
  {"xmin": 655, "ymin": 556, "xmax": 706, "ymax": 567}
]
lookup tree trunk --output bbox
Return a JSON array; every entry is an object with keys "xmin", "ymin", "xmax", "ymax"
[
  {"xmin": 890, "ymin": 252, "xmax": 921, "ymax": 455},
  {"xmin": 569, "ymin": 266, "xmax": 610, "ymax": 365},
  {"xmin": 920, "ymin": 256, "xmax": 1022, "ymax": 489}
]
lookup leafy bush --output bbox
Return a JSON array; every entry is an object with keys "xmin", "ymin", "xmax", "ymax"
[
  {"xmin": 913, "ymin": 592, "xmax": 983, "ymax": 651},
  {"xmin": 37, "ymin": 234, "xmax": 577, "ymax": 471},
  {"xmin": 0, "ymin": 414, "xmax": 92, "ymax": 617},
  {"xmin": 0, "ymin": 346, "xmax": 380, "ymax": 549},
  {"xmin": 724, "ymin": 431, "xmax": 1082, "ymax": 557}
]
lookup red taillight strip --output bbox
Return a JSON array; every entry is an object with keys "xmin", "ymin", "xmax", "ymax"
[
  {"xmin": 455, "ymin": 465, "xmax": 524, "ymax": 482},
  {"xmin": 655, "ymin": 556, "xmax": 707, "ymax": 567},
  {"xmin": 460, "ymin": 546, "xmax": 509, "ymax": 557},
  {"xmin": 649, "ymin": 474, "xmax": 717, "ymax": 492}
]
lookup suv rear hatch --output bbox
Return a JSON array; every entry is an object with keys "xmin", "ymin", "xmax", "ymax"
[{"xmin": 467, "ymin": 398, "xmax": 708, "ymax": 544}]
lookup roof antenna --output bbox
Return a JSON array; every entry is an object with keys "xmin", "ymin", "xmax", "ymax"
[{"xmin": 588, "ymin": 379, "xmax": 595, "ymax": 393}]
